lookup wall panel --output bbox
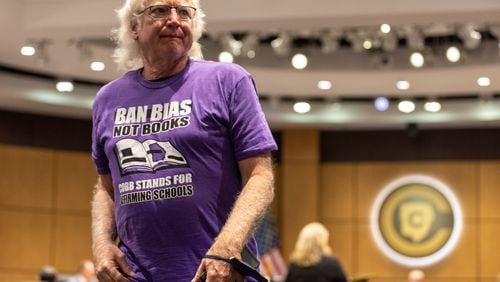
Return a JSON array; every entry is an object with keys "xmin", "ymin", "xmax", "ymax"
[
  {"xmin": 282, "ymin": 130, "xmax": 319, "ymax": 162},
  {"xmin": 281, "ymin": 163, "xmax": 319, "ymax": 258},
  {"xmin": 320, "ymin": 163, "xmax": 355, "ymax": 220},
  {"xmin": 479, "ymin": 161, "xmax": 500, "ymax": 219},
  {"xmin": 323, "ymin": 221, "xmax": 355, "ymax": 276},
  {"xmin": 479, "ymin": 222, "xmax": 500, "ymax": 277},
  {"xmin": 356, "ymin": 223, "xmax": 409, "ymax": 278},
  {"xmin": 0, "ymin": 209, "xmax": 52, "ymax": 270},
  {"xmin": 53, "ymin": 214, "xmax": 92, "ymax": 273},
  {"xmin": 55, "ymin": 151, "xmax": 96, "ymax": 212},
  {"xmin": 0, "ymin": 272, "xmax": 37, "ymax": 282},
  {"xmin": 0, "ymin": 144, "xmax": 94, "ymax": 279},
  {"xmin": 281, "ymin": 129, "xmax": 320, "ymax": 259},
  {"xmin": 0, "ymin": 145, "xmax": 54, "ymax": 209}
]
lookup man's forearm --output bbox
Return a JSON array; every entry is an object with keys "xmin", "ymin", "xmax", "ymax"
[
  {"xmin": 91, "ymin": 180, "xmax": 117, "ymax": 249},
  {"xmin": 213, "ymin": 156, "xmax": 275, "ymax": 256}
]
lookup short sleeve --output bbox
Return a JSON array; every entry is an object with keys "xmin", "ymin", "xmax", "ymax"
[
  {"xmin": 91, "ymin": 94, "xmax": 111, "ymax": 174},
  {"xmin": 228, "ymin": 75, "xmax": 277, "ymax": 160}
]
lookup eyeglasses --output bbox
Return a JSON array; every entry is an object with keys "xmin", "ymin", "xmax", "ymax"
[{"xmin": 136, "ymin": 5, "xmax": 196, "ymax": 21}]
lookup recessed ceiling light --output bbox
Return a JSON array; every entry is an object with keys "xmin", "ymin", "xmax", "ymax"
[
  {"xmin": 363, "ymin": 39, "xmax": 373, "ymax": 50},
  {"xmin": 410, "ymin": 52, "xmax": 424, "ymax": 68},
  {"xmin": 398, "ymin": 100, "xmax": 415, "ymax": 113},
  {"xmin": 477, "ymin": 77, "xmax": 491, "ymax": 87},
  {"xmin": 396, "ymin": 80, "xmax": 410, "ymax": 90},
  {"xmin": 317, "ymin": 80, "xmax": 332, "ymax": 90},
  {"xmin": 218, "ymin": 51, "xmax": 233, "ymax": 63},
  {"xmin": 90, "ymin": 61, "xmax": 106, "ymax": 72},
  {"xmin": 374, "ymin": 97, "xmax": 390, "ymax": 111},
  {"xmin": 246, "ymin": 50, "xmax": 256, "ymax": 59},
  {"xmin": 291, "ymin": 53, "xmax": 308, "ymax": 70},
  {"xmin": 56, "ymin": 81, "xmax": 74, "ymax": 93},
  {"xmin": 446, "ymin": 46, "xmax": 461, "ymax": 63},
  {"xmin": 380, "ymin": 24, "xmax": 391, "ymax": 34},
  {"xmin": 20, "ymin": 46, "xmax": 36, "ymax": 56},
  {"xmin": 424, "ymin": 101, "xmax": 442, "ymax": 112},
  {"xmin": 293, "ymin": 101, "xmax": 311, "ymax": 114}
]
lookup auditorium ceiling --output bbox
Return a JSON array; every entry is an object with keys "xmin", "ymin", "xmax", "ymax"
[{"xmin": 1, "ymin": 0, "xmax": 500, "ymax": 129}]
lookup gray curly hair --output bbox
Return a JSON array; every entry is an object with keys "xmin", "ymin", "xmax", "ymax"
[{"xmin": 112, "ymin": 0, "xmax": 206, "ymax": 70}]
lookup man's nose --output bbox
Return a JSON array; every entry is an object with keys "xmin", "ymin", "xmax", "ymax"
[{"xmin": 165, "ymin": 9, "xmax": 181, "ymax": 27}]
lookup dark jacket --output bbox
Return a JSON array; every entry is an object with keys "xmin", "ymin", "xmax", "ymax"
[{"xmin": 285, "ymin": 256, "xmax": 348, "ymax": 282}]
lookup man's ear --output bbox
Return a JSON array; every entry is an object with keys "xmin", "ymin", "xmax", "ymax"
[{"xmin": 131, "ymin": 21, "xmax": 139, "ymax": 40}]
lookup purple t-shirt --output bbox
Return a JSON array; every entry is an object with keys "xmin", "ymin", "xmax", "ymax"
[{"xmin": 92, "ymin": 59, "xmax": 277, "ymax": 281}]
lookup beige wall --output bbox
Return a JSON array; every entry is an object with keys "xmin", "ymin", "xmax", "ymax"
[
  {"xmin": 279, "ymin": 129, "xmax": 500, "ymax": 282},
  {"xmin": 0, "ymin": 144, "xmax": 95, "ymax": 281}
]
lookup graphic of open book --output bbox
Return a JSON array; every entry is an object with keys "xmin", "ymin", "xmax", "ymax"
[{"xmin": 115, "ymin": 138, "xmax": 188, "ymax": 175}]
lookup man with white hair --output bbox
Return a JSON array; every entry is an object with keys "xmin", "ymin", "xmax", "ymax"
[{"xmin": 91, "ymin": 0, "xmax": 276, "ymax": 281}]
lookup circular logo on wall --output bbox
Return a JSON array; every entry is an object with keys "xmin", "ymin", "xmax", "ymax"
[{"xmin": 370, "ymin": 175, "xmax": 463, "ymax": 267}]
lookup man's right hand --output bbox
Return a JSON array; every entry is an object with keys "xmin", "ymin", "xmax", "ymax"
[{"xmin": 94, "ymin": 241, "xmax": 135, "ymax": 282}]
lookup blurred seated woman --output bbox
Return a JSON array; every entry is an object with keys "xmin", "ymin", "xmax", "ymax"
[{"xmin": 285, "ymin": 222, "xmax": 348, "ymax": 282}]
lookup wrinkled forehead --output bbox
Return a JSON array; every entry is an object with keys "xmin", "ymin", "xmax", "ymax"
[{"xmin": 142, "ymin": 0, "xmax": 194, "ymax": 8}]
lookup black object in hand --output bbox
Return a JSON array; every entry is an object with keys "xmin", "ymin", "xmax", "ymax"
[
  {"xmin": 201, "ymin": 247, "xmax": 268, "ymax": 282},
  {"xmin": 229, "ymin": 257, "xmax": 268, "ymax": 282}
]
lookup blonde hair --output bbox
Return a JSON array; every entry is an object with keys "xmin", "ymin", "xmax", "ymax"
[
  {"xmin": 112, "ymin": 0, "xmax": 206, "ymax": 70},
  {"xmin": 289, "ymin": 222, "xmax": 333, "ymax": 267}
]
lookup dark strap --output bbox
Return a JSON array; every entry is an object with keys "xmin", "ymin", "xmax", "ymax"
[
  {"xmin": 203, "ymin": 254, "xmax": 231, "ymax": 263},
  {"xmin": 202, "ymin": 255, "xmax": 269, "ymax": 282}
]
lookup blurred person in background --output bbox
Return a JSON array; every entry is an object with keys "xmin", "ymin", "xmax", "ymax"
[
  {"xmin": 39, "ymin": 265, "xmax": 58, "ymax": 282},
  {"xmin": 65, "ymin": 260, "xmax": 97, "ymax": 282},
  {"xmin": 407, "ymin": 269, "xmax": 425, "ymax": 282},
  {"xmin": 285, "ymin": 222, "xmax": 348, "ymax": 282}
]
